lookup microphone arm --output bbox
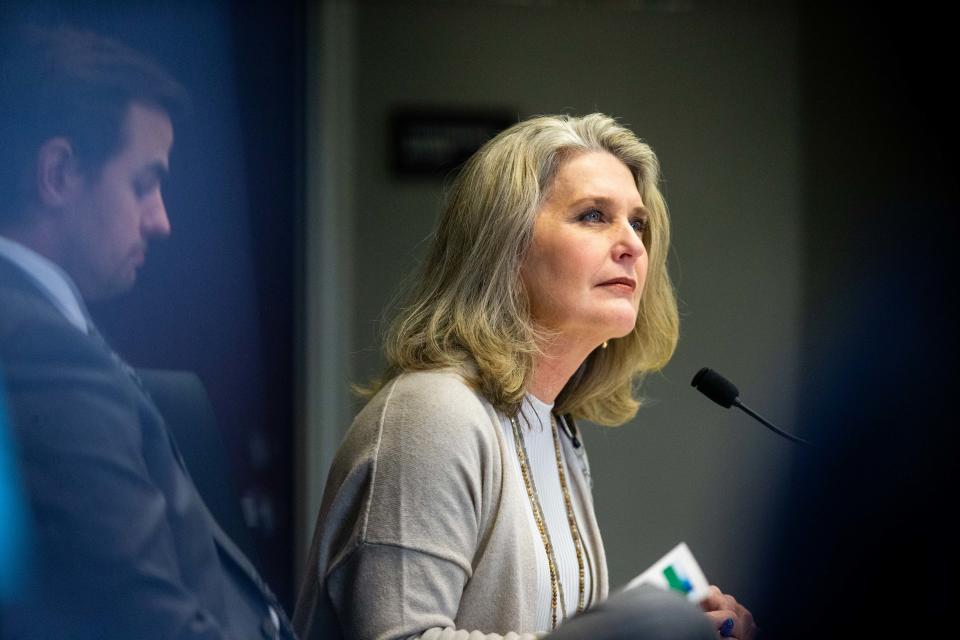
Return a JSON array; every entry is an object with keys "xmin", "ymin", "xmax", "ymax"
[
  {"xmin": 691, "ymin": 367, "xmax": 814, "ymax": 447},
  {"xmin": 731, "ymin": 399, "xmax": 812, "ymax": 446}
]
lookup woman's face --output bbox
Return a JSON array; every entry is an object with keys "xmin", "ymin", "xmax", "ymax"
[{"xmin": 521, "ymin": 150, "xmax": 648, "ymax": 347}]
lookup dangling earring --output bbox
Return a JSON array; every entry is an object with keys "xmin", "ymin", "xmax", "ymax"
[{"xmin": 601, "ymin": 340, "xmax": 609, "ymax": 349}]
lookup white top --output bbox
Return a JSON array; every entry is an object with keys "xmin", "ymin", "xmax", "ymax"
[
  {"xmin": 499, "ymin": 394, "xmax": 594, "ymax": 632},
  {"xmin": 0, "ymin": 235, "xmax": 88, "ymax": 333}
]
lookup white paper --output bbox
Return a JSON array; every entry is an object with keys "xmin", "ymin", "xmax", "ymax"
[{"xmin": 624, "ymin": 542, "xmax": 711, "ymax": 603}]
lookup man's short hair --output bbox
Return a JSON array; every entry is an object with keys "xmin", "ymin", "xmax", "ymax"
[{"xmin": 0, "ymin": 26, "xmax": 189, "ymax": 223}]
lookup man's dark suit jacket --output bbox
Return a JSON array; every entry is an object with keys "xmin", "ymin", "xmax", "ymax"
[{"xmin": 0, "ymin": 255, "xmax": 294, "ymax": 639}]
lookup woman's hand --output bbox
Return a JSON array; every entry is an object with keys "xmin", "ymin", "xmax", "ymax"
[{"xmin": 699, "ymin": 585, "xmax": 757, "ymax": 639}]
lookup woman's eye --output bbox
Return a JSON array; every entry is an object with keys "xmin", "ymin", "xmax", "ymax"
[
  {"xmin": 580, "ymin": 209, "xmax": 603, "ymax": 222},
  {"xmin": 631, "ymin": 218, "xmax": 648, "ymax": 233}
]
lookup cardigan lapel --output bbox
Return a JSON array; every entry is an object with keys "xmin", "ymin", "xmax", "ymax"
[{"xmin": 558, "ymin": 414, "xmax": 610, "ymax": 605}]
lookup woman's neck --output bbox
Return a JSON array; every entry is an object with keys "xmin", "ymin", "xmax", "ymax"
[{"xmin": 528, "ymin": 335, "xmax": 598, "ymax": 404}]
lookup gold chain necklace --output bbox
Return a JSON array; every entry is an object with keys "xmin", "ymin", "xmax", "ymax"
[{"xmin": 509, "ymin": 413, "xmax": 588, "ymax": 630}]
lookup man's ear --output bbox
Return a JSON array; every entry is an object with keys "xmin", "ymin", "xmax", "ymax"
[{"xmin": 36, "ymin": 137, "xmax": 85, "ymax": 208}]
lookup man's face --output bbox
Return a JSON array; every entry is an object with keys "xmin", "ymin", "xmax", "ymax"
[{"xmin": 62, "ymin": 102, "xmax": 173, "ymax": 299}]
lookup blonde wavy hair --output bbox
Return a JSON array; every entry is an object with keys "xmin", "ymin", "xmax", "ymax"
[{"xmin": 374, "ymin": 113, "xmax": 679, "ymax": 426}]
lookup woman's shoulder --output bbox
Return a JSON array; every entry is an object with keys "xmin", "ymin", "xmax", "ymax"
[
  {"xmin": 359, "ymin": 368, "xmax": 496, "ymax": 442},
  {"xmin": 392, "ymin": 368, "xmax": 482, "ymax": 398}
]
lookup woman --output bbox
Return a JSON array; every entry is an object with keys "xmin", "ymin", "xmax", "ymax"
[{"xmin": 294, "ymin": 114, "xmax": 755, "ymax": 640}]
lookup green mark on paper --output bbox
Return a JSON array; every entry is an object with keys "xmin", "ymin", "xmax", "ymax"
[{"xmin": 663, "ymin": 565, "xmax": 692, "ymax": 594}]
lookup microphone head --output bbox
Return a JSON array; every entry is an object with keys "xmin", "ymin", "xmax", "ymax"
[{"xmin": 691, "ymin": 367, "xmax": 740, "ymax": 408}]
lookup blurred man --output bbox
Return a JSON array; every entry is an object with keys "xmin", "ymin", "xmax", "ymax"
[{"xmin": 0, "ymin": 26, "xmax": 294, "ymax": 639}]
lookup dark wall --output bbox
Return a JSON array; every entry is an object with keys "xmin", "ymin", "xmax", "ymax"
[
  {"xmin": 760, "ymin": 5, "xmax": 958, "ymax": 635},
  {"xmin": 0, "ymin": 1, "xmax": 305, "ymax": 608}
]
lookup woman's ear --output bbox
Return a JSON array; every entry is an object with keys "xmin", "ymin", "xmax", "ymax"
[{"xmin": 35, "ymin": 137, "xmax": 84, "ymax": 208}]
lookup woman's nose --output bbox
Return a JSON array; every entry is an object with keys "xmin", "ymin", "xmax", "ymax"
[{"xmin": 612, "ymin": 220, "xmax": 645, "ymax": 260}]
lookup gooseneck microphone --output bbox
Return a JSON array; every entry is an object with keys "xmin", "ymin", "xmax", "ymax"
[{"xmin": 691, "ymin": 367, "xmax": 813, "ymax": 446}]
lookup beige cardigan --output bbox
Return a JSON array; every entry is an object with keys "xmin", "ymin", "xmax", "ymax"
[{"xmin": 293, "ymin": 370, "xmax": 609, "ymax": 640}]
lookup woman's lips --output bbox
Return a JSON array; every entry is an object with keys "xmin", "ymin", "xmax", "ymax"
[{"xmin": 597, "ymin": 277, "xmax": 636, "ymax": 292}]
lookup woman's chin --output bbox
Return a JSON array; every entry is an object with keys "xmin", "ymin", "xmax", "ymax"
[
  {"xmin": 597, "ymin": 320, "xmax": 638, "ymax": 345},
  {"xmin": 553, "ymin": 309, "xmax": 637, "ymax": 346},
  {"xmin": 608, "ymin": 312, "xmax": 639, "ymax": 338}
]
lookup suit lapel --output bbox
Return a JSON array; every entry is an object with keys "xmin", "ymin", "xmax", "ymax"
[{"xmin": 202, "ymin": 502, "xmax": 296, "ymax": 637}]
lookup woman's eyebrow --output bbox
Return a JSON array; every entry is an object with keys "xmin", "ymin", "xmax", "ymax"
[{"xmin": 570, "ymin": 196, "xmax": 650, "ymax": 218}]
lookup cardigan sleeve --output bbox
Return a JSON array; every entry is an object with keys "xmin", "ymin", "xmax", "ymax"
[
  {"xmin": 321, "ymin": 373, "xmax": 539, "ymax": 640},
  {"xmin": 327, "ymin": 542, "xmax": 539, "ymax": 640}
]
